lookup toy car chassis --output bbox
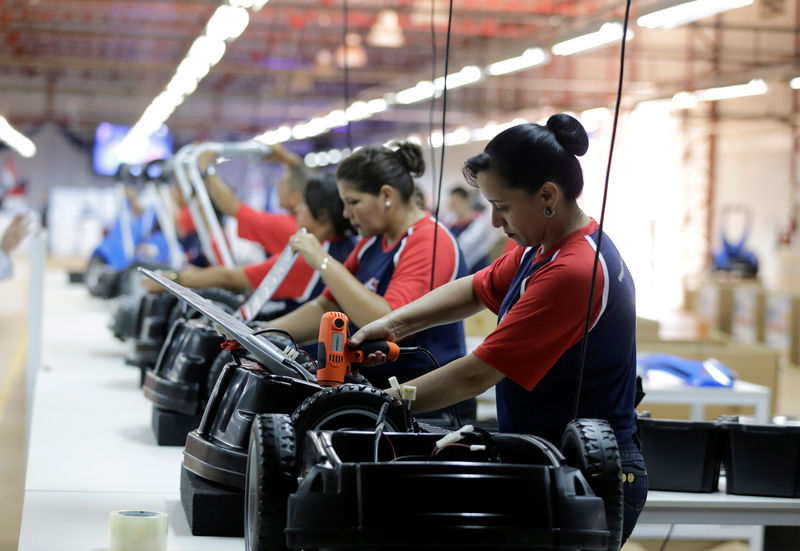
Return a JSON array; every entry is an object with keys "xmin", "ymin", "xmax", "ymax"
[{"xmin": 246, "ymin": 414, "xmax": 623, "ymax": 551}]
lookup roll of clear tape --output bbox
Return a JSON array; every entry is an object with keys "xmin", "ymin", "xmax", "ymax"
[{"xmin": 108, "ymin": 510, "xmax": 168, "ymax": 551}]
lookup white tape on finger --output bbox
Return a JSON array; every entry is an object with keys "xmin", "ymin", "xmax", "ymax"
[{"xmin": 109, "ymin": 510, "xmax": 168, "ymax": 551}]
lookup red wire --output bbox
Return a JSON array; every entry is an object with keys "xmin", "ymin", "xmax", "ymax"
[{"xmin": 383, "ymin": 433, "xmax": 397, "ymax": 459}]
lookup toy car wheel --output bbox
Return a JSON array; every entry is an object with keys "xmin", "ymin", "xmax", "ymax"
[
  {"xmin": 167, "ymin": 287, "xmax": 242, "ymax": 328},
  {"xmin": 291, "ymin": 384, "xmax": 407, "ymax": 450},
  {"xmin": 205, "ymin": 349, "xmax": 233, "ymax": 401},
  {"xmin": 560, "ymin": 418, "xmax": 623, "ymax": 551},
  {"xmin": 245, "ymin": 413, "xmax": 297, "ymax": 551}
]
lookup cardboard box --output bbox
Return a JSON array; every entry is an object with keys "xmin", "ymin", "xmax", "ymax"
[
  {"xmin": 637, "ymin": 340, "xmax": 780, "ymax": 419},
  {"xmin": 776, "ymin": 363, "xmax": 800, "ymax": 417},
  {"xmin": 764, "ymin": 292, "xmax": 800, "ymax": 365},
  {"xmin": 695, "ymin": 276, "xmax": 762, "ymax": 337},
  {"xmin": 636, "ymin": 317, "xmax": 660, "ymax": 341},
  {"xmin": 763, "ymin": 291, "xmax": 800, "ymax": 366},
  {"xmin": 731, "ymin": 285, "xmax": 766, "ymax": 344}
]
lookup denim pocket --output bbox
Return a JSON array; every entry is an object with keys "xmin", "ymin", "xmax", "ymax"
[{"xmin": 621, "ymin": 450, "xmax": 648, "ymax": 513}]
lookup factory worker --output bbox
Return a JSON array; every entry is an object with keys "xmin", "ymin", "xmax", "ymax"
[
  {"xmin": 143, "ymin": 173, "xmax": 356, "ymax": 313},
  {"xmin": 265, "ymin": 142, "xmax": 472, "ymax": 422},
  {"xmin": 350, "ymin": 114, "xmax": 647, "ymax": 544}
]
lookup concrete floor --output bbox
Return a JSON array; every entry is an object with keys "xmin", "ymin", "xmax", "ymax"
[{"xmin": 0, "ymin": 257, "xmax": 30, "ymax": 551}]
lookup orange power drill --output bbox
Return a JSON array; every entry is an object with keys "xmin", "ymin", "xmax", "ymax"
[{"xmin": 316, "ymin": 311, "xmax": 400, "ymax": 386}]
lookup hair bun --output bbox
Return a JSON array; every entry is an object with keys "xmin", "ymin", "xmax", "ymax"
[
  {"xmin": 546, "ymin": 113, "xmax": 589, "ymax": 157},
  {"xmin": 392, "ymin": 141, "xmax": 425, "ymax": 178}
]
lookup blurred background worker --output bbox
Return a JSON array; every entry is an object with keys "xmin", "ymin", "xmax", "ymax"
[
  {"xmin": 263, "ymin": 143, "xmax": 471, "ymax": 405},
  {"xmin": 198, "ymin": 143, "xmax": 309, "ymax": 259},
  {"xmin": 143, "ymin": 173, "xmax": 357, "ymax": 316},
  {"xmin": 446, "ymin": 185, "xmax": 500, "ymax": 274}
]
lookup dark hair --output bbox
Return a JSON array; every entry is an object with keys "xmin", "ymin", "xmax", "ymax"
[
  {"xmin": 336, "ymin": 141, "xmax": 424, "ymax": 201},
  {"xmin": 462, "ymin": 113, "xmax": 588, "ymax": 201},
  {"xmin": 304, "ymin": 172, "xmax": 352, "ymax": 235},
  {"xmin": 449, "ymin": 186, "xmax": 470, "ymax": 200}
]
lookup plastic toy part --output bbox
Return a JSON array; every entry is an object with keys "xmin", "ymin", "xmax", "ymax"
[
  {"xmin": 278, "ymin": 429, "xmax": 611, "ymax": 551},
  {"xmin": 560, "ymin": 418, "xmax": 623, "ymax": 551},
  {"xmin": 637, "ymin": 353, "xmax": 736, "ymax": 388}
]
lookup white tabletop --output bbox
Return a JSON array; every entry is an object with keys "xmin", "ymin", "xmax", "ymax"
[
  {"xmin": 19, "ymin": 491, "xmax": 235, "ymax": 551},
  {"xmin": 18, "ymin": 270, "xmax": 242, "ymax": 550}
]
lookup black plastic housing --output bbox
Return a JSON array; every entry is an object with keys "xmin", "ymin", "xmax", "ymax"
[
  {"xmin": 286, "ymin": 430, "xmax": 609, "ymax": 550},
  {"xmin": 143, "ymin": 318, "xmax": 223, "ymax": 415},
  {"xmin": 637, "ymin": 417, "xmax": 722, "ymax": 493},
  {"xmin": 721, "ymin": 421, "xmax": 800, "ymax": 497},
  {"xmin": 183, "ymin": 360, "xmax": 320, "ymax": 489},
  {"xmin": 127, "ymin": 293, "xmax": 177, "ymax": 368}
]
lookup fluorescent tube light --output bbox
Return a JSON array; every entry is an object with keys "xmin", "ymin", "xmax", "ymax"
[
  {"xmin": 551, "ymin": 22, "xmax": 633, "ymax": 56},
  {"xmin": 487, "ymin": 48, "xmax": 548, "ymax": 76},
  {"xmin": 396, "ymin": 81, "xmax": 436, "ymax": 105},
  {"xmin": 637, "ymin": 0, "xmax": 753, "ymax": 29},
  {"xmin": 206, "ymin": 5, "xmax": 250, "ymax": 42},
  {"xmin": 0, "ymin": 117, "xmax": 36, "ymax": 158},
  {"xmin": 433, "ymin": 65, "xmax": 483, "ymax": 90},
  {"xmin": 696, "ymin": 78, "xmax": 767, "ymax": 101}
]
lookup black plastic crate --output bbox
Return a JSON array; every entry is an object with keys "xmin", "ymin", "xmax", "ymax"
[
  {"xmin": 637, "ymin": 417, "xmax": 722, "ymax": 492},
  {"xmin": 721, "ymin": 422, "xmax": 800, "ymax": 497}
]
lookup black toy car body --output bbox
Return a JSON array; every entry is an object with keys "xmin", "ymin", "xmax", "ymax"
[{"xmin": 245, "ymin": 414, "xmax": 623, "ymax": 551}]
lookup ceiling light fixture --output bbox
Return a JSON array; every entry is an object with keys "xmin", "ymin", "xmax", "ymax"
[
  {"xmin": 486, "ymin": 48, "xmax": 549, "ymax": 76},
  {"xmin": 367, "ymin": 10, "xmax": 405, "ymax": 48},
  {"xmin": 637, "ymin": 0, "xmax": 753, "ymax": 29},
  {"xmin": 551, "ymin": 22, "xmax": 633, "ymax": 56},
  {"xmin": 0, "ymin": 116, "xmax": 36, "ymax": 158},
  {"xmin": 121, "ymin": 1, "xmax": 267, "ymax": 151},
  {"xmin": 695, "ymin": 78, "xmax": 767, "ymax": 101},
  {"xmin": 790, "ymin": 77, "xmax": 800, "ymax": 89}
]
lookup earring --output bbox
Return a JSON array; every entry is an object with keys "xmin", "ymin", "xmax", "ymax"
[
  {"xmin": 385, "ymin": 200, "xmax": 391, "ymax": 207},
  {"xmin": 543, "ymin": 206, "xmax": 554, "ymax": 218}
]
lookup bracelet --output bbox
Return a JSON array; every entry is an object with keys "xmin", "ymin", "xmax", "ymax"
[{"xmin": 320, "ymin": 256, "xmax": 330, "ymax": 271}]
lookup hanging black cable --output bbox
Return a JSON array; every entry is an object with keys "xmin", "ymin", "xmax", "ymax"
[
  {"xmin": 342, "ymin": 0, "xmax": 353, "ymax": 150},
  {"xmin": 573, "ymin": 0, "xmax": 633, "ymax": 419},
  {"xmin": 427, "ymin": 0, "xmax": 439, "ymax": 217},
  {"xmin": 429, "ymin": 0, "xmax": 454, "ymax": 291}
]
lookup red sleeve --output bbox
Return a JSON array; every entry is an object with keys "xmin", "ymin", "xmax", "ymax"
[
  {"xmin": 381, "ymin": 220, "xmax": 459, "ymax": 310},
  {"xmin": 178, "ymin": 207, "xmax": 195, "ymax": 234},
  {"xmin": 236, "ymin": 203, "xmax": 296, "ymax": 256},
  {"xmin": 243, "ymin": 255, "xmax": 319, "ymax": 299},
  {"xmin": 472, "ymin": 250, "xmax": 604, "ymax": 391},
  {"xmin": 472, "ymin": 246, "xmax": 526, "ymax": 315},
  {"xmin": 321, "ymin": 239, "xmax": 365, "ymax": 303}
]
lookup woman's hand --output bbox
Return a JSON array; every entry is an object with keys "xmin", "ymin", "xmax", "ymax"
[
  {"xmin": 142, "ymin": 276, "xmax": 166, "ymax": 294},
  {"xmin": 348, "ymin": 317, "xmax": 399, "ymax": 367},
  {"xmin": 289, "ymin": 230, "xmax": 327, "ymax": 270}
]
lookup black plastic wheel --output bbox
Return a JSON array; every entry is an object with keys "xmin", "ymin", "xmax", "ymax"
[
  {"xmin": 167, "ymin": 287, "xmax": 242, "ymax": 329},
  {"xmin": 245, "ymin": 413, "xmax": 297, "ymax": 551},
  {"xmin": 290, "ymin": 384, "xmax": 407, "ymax": 453},
  {"xmin": 560, "ymin": 418, "xmax": 623, "ymax": 551}
]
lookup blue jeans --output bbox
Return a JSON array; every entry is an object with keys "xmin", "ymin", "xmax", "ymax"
[{"xmin": 620, "ymin": 438, "xmax": 648, "ymax": 545}]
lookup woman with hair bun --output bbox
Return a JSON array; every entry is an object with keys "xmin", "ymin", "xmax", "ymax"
[
  {"xmin": 266, "ymin": 142, "xmax": 470, "ymax": 401},
  {"xmin": 351, "ymin": 114, "xmax": 647, "ymax": 544}
]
